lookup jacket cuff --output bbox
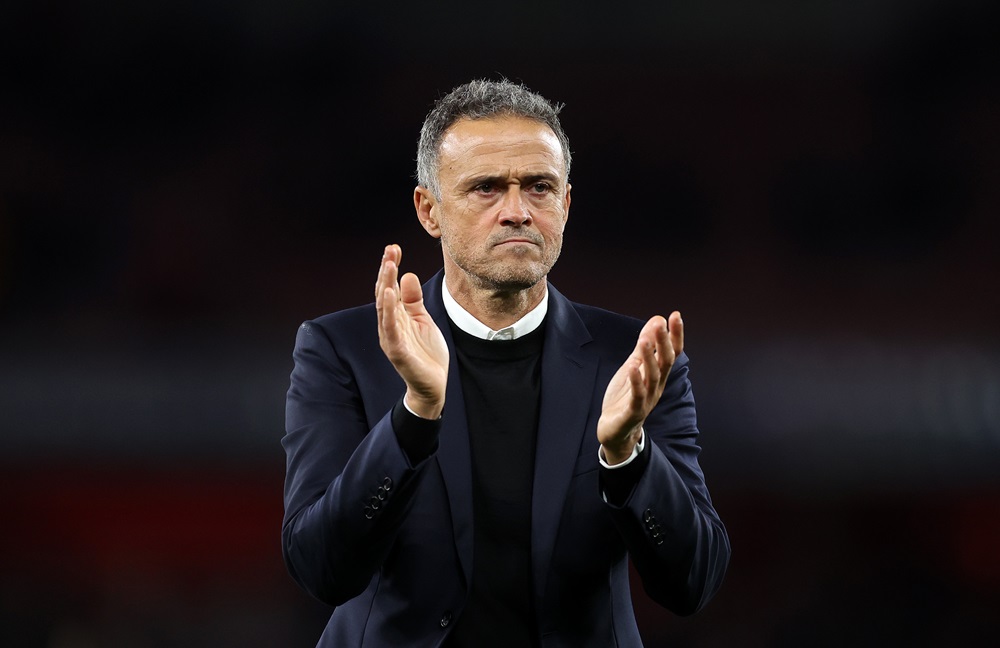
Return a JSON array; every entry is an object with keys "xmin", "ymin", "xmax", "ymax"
[
  {"xmin": 599, "ymin": 438, "xmax": 650, "ymax": 506},
  {"xmin": 391, "ymin": 398, "xmax": 441, "ymax": 465}
]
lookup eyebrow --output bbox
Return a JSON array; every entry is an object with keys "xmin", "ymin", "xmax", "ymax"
[
  {"xmin": 521, "ymin": 173, "xmax": 562, "ymax": 185},
  {"xmin": 461, "ymin": 172, "xmax": 563, "ymax": 188}
]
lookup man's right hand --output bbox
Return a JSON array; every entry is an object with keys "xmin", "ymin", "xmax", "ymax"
[{"xmin": 375, "ymin": 244, "xmax": 449, "ymax": 419}]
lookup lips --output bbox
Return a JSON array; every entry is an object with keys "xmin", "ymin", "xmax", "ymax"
[{"xmin": 492, "ymin": 235, "xmax": 542, "ymax": 247}]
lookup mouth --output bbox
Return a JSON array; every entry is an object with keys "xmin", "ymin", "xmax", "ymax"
[{"xmin": 493, "ymin": 237, "xmax": 540, "ymax": 248}]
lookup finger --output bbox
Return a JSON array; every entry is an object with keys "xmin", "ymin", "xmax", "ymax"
[
  {"xmin": 399, "ymin": 272, "xmax": 424, "ymax": 310},
  {"xmin": 633, "ymin": 316, "xmax": 661, "ymax": 356},
  {"xmin": 377, "ymin": 244, "xmax": 401, "ymax": 332},
  {"xmin": 636, "ymin": 316, "xmax": 668, "ymax": 379},
  {"xmin": 627, "ymin": 358, "xmax": 645, "ymax": 408},
  {"xmin": 376, "ymin": 259, "xmax": 399, "ymax": 333},
  {"xmin": 376, "ymin": 245, "xmax": 401, "ymax": 288},
  {"xmin": 668, "ymin": 311, "xmax": 684, "ymax": 358},
  {"xmin": 639, "ymin": 331, "xmax": 659, "ymax": 392},
  {"xmin": 375, "ymin": 245, "xmax": 396, "ymax": 308},
  {"xmin": 652, "ymin": 316, "xmax": 673, "ymax": 377},
  {"xmin": 381, "ymin": 285, "xmax": 401, "ymax": 346}
]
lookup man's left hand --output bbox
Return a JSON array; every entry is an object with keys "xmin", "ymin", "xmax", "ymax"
[{"xmin": 597, "ymin": 312, "xmax": 684, "ymax": 465}]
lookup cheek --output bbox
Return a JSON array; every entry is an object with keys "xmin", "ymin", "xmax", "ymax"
[
  {"xmin": 541, "ymin": 213, "xmax": 568, "ymax": 238},
  {"xmin": 440, "ymin": 219, "xmax": 487, "ymax": 248}
]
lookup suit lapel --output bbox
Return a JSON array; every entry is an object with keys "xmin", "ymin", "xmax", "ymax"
[
  {"xmin": 424, "ymin": 273, "xmax": 474, "ymax": 589},
  {"xmin": 531, "ymin": 284, "xmax": 598, "ymax": 606}
]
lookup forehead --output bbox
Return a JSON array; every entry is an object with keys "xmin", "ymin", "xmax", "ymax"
[{"xmin": 438, "ymin": 116, "xmax": 565, "ymax": 179}]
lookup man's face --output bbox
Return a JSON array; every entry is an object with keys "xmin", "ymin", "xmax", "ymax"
[{"xmin": 415, "ymin": 116, "xmax": 571, "ymax": 293}]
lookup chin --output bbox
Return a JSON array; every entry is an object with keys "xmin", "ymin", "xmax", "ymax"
[
  {"xmin": 490, "ymin": 278, "xmax": 540, "ymax": 292},
  {"xmin": 480, "ymin": 265, "xmax": 549, "ymax": 291}
]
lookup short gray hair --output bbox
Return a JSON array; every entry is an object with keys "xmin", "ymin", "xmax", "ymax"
[{"xmin": 416, "ymin": 79, "xmax": 572, "ymax": 198}]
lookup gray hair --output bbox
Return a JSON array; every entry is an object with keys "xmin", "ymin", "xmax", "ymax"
[{"xmin": 416, "ymin": 79, "xmax": 572, "ymax": 198}]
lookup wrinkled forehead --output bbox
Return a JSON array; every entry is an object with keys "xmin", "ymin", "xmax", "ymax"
[{"xmin": 438, "ymin": 116, "xmax": 566, "ymax": 177}]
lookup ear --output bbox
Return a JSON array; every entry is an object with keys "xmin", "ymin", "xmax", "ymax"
[
  {"xmin": 414, "ymin": 186, "xmax": 442, "ymax": 239},
  {"xmin": 562, "ymin": 182, "xmax": 572, "ymax": 228}
]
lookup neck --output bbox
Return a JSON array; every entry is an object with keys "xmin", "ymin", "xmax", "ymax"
[{"xmin": 445, "ymin": 274, "xmax": 547, "ymax": 331}]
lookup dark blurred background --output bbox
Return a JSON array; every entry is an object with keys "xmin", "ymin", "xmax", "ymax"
[{"xmin": 2, "ymin": 0, "xmax": 998, "ymax": 645}]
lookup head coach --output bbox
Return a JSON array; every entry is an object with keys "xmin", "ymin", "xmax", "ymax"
[{"xmin": 282, "ymin": 79, "xmax": 730, "ymax": 647}]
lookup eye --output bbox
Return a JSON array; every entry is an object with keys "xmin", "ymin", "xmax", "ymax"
[
  {"xmin": 528, "ymin": 182, "xmax": 551, "ymax": 194},
  {"xmin": 474, "ymin": 182, "xmax": 497, "ymax": 195}
]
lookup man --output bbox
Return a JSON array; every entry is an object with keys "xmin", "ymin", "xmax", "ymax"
[{"xmin": 282, "ymin": 79, "xmax": 729, "ymax": 647}]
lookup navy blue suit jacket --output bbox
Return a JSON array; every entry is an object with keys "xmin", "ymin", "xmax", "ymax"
[{"xmin": 282, "ymin": 272, "xmax": 729, "ymax": 647}]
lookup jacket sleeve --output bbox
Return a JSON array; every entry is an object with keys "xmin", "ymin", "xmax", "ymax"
[
  {"xmin": 281, "ymin": 319, "xmax": 435, "ymax": 606},
  {"xmin": 602, "ymin": 352, "xmax": 730, "ymax": 616}
]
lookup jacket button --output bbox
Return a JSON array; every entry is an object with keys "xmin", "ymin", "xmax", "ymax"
[
  {"xmin": 439, "ymin": 611, "xmax": 452, "ymax": 628},
  {"xmin": 382, "ymin": 477, "xmax": 393, "ymax": 491},
  {"xmin": 363, "ymin": 506, "xmax": 374, "ymax": 520},
  {"xmin": 643, "ymin": 508, "xmax": 654, "ymax": 524}
]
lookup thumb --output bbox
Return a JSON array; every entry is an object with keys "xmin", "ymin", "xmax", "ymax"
[{"xmin": 399, "ymin": 272, "xmax": 425, "ymax": 308}]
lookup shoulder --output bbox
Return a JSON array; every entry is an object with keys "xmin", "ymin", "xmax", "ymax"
[
  {"xmin": 301, "ymin": 270, "xmax": 445, "ymax": 340},
  {"xmin": 555, "ymin": 293, "xmax": 691, "ymax": 369},
  {"xmin": 570, "ymin": 301, "xmax": 646, "ymax": 338},
  {"xmin": 573, "ymin": 302, "xmax": 647, "ymax": 361},
  {"xmin": 305, "ymin": 303, "xmax": 377, "ymax": 336},
  {"xmin": 550, "ymin": 284, "xmax": 644, "ymax": 344},
  {"xmin": 294, "ymin": 303, "xmax": 380, "ymax": 360}
]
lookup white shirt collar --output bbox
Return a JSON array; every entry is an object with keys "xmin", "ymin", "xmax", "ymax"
[{"xmin": 441, "ymin": 277, "xmax": 548, "ymax": 341}]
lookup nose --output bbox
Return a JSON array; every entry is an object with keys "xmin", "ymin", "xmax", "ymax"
[{"xmin": 498, "ymin": 187, "xmax": 532, "ymax": 226}]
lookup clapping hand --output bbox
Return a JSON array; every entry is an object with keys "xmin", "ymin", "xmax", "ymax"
[
  {"xmin": 597, "ymin": 312, "xmax": 683, "ymax": 464},
  {"xmin": 375, "ymin": 244, "xmax": 449, "ymax": 419}
]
